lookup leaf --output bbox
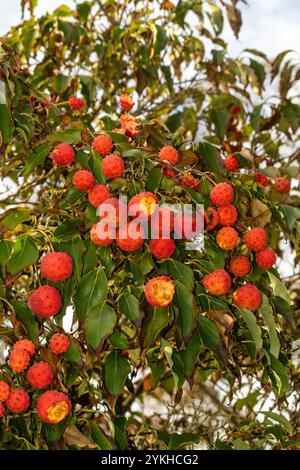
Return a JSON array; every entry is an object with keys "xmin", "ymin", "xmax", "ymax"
[
  {"xmin": 0, "ymin": 82, "xmax": 14, "ymax": 143},
  {"xmin": 162, "ymin": 259, "xmax": 194, "ymax": 289},
  {"xmin": 11, "ymin": 301, "xmax": 38, "ymax": 344},
  {"xmin": 0, "ymin": 208, "xmax": 31, "ymax": 231},
  {"xmin": 197, "ymin": 316, "xmax": 220, "ymax": 349},
  {"xmin": 118, "ymin": 294, "xmax": 140, "ymax": 321},
  {"xmin": 250, "ymin": 198, "xmax": 272, "ymax": 226},
  {"xmin": 268, "ymin": 272, "xmax": 291, "ymax": 306},
  {"xmin": 233, "ymin": 439, "xmax": 251, "ymax": 450},
  {"xmin": 6, "ymin": 234, "xmax": 39, "ymax": 274},
  {"xmin": 0, "ymin": 240, "xmax": 13, "ymax": 264},
  {"xmin": 174, "ymin": 281, "xmax": 196, "ymax": 337},
  {"xmin": 85, "ymin": 303, "xmax": 117, "ymax": 348},
  {"xmin": 279, "ymin": 205, "xmax": 300, "ymax": 229},
  {"xmin": 55, "ymin": 234, "xmax": 86, "ymax": 280},
  {"xmin": 204, "ymin": 239, "xmax": 225, "ymax": 268},
  {"xmin": 269, "ymin": 353, "xmax": 289, "ymax": 397},
  {"xmin": 73, "ymin": 267, "xmax": 108, "ymax": 320},
  {"xmin": 146, "ymin": 166, "xmax": 163, "ymax": 193},
  {"xmin": 271, "ymin": 50, "xmax": 292, "ymax": 80},
  {"xmin": 65, "ymin": 425, "xmax": 97, "ymax": 449},
  {"xmin": 211, "ymin": 108, "xmax": 229, "ymax": 139},
  {"xmin": 88, "ymin": 150, "xmax": 105, "ymax": 184},
  {"xmin": 180, "ymin": 328, "xmax": 203, "ymax": 377},
  {"xmin": 250, "ymin": 59, "xmax": 266, "ymax": 86},
  {"xmin": 260, "ymin": 411, "xmax": 293, "ymax": 436},
  {"xmin": 63, "ymin": 338, "xmax": 81, "ymax": 362},
  {"xmin": 196, "ymin": 141, "xmax": 223, "ymax": 174},
  {"xmin": 168, "ymin": 432, "xmax": 201, "ymax": 450},
  {"xmin": 142, "ymin": 306, "xmax": 169, "ymax": 348},
  {"xmin": 47, "ymin": 128, "xmax": 81, "ymax": 143},
  {"xmin": 89, "ymin": 422, "xmax": 113, "ymax": 450},
  {"xmin": 225, "ymin": 3, "xmax": 242, "ymax": 38},
  {"xmin": 54, "ymin": 219, "xmax": 81, "ymax": 240},
  {"xmin": 259, "ymin": 295, "xmax": 280, "ymax": 359},
  {"xmin": 153, "ymin": 25, "xmax": 167, "ymax": 54},
  {"xmin": 104, "ymin": 351, "xmax": 131, "ymax": 396},
  {"xmin": 207, "ymin": 3, "xmax": 223, "ymax": 35},
  {"xmin": 161, "ymin": 338, "xmax": 178, "ymax": 394},
  {"xmin": 238, "ymin": 308, "xmax": 262, "ymax": 353},
  {"xmin": 23, "ymin": 144, "xmax": 52, "ymax": 175}
]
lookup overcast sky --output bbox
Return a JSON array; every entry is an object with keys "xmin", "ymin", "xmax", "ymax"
[{"xmin": 0, "ymin": 0, "xmax": 299, "ymax": 58}]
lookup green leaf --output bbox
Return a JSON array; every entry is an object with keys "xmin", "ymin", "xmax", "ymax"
[
  {"xmin": 0, "ymin": 240, "xmax": 13, "ymax": 264},
  {"xmin": 55, "ymin": 235, "xmax": 86, "ymax": 280},
  {"xmin": 207, "ymin": 3, "xmax": 223, "ymax": 35},
  {"xmin": 85, "ymin": 302, "xmax": 117, "ymax": 348},
  {"xmin": 174, "ymin": 281, "xmax": 196, "ymax": 337},
  {"xmin": 196, "ymin": 142, "xmax": 223, "ymax": 174},
  {"xmin": 146, "ymin": 166, "xmax": 163, "ymax": 193},
  {"xmin": 211, "ymin": 108, "xmax": 229, "ymax": 139},
  {"xmin": 153, "ymin": 25, "xmax": 167, "ymax": 54},
  {"xmin": 279, "ymin": 205, "xmax": 300, "ymax": 229},
  {"xmin": 118, "ymin": 293, "xmax": 140, "ymax": 321},
  {"xmin": 6, "ymin": 234, "xmax": 39, "ymax": 274},
  {"xmin": 11, "ymin": 301, "xmax": 38, "ymax": 344},
  {"xmin": 168, "ymin": 432, "xmax": 201, "ymax": 450},
  {"xmin": 269, "ymin": 353, "xmax": 289, "ymax": 397},
  {"xmin": 0, "ymin": 208, "xmax": 31, "ymax": 230},
  {"xmin": 161, "ymin": 338, "xmax": 179, "ymax": 394},
  {"xmin": 250, "ymin": 59, "xmax": 266, "ymax": 86},
  {"xmin": 0, "ymin": 82, "xmax": 14, "ymax": 143},
  {"xmin": 73, "ymin": 267, "xmax": 108, "ymax": 320},
  {"xmin": 233, "ymin": 439, "xmax": 251, "ymax": 450},
  {"xmin": 162, "ymin": 259, "xmax": 194, "ymax": 289},
  {"xmin": 238, "ymin": 308, "xmax": 262, "ymax": 353},
  {"xmin": 54, "ymin": 219, "xmax": 81, "ymax": 240},
  {"xmin": 23, "ymin": 144, "xmax": 52, "ymax": 175},
  {"xmin": 88, "ymin": 150, "xmax": 105, "ymax": 184},
  {"xmin": 104, "ymin": 351, "xmax": 131, "ymax": 396},
  {"xmin": 204, "ymin": 239, "xmax": 225, "ymax": 268},
  {"xmin": 142, "ymin": 306, "xmax": 169, "ymax": 348},
  {"xmin": 259, "ymin": 295, "xmax": 280, "ymax": 359},
  {"xmin": 180, "ymin": 328, "xmax": 203, "ymax": 376},
  {"xmin": 47, "ymin": 129, "xmax": 81, "ymax": 144},
  {"xmin": 268, "ymin": 272, "xmax": 291, "ymax": 306},
  {"xmin": 260, "ymin": 411, "xmax": 293, "ymax": 436},
  {"xmin": 63, "ymin": 339, "xmax": 81, "ymax": 362},
  {"xmin": 89, "ymin": 422, "xmax": 113, "ymax": 450},
  {"xmin": 197, "ymin": 316, "xmax": 219, "ymax": 349}
]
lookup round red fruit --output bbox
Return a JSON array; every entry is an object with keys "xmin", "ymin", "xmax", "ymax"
[
  {"xmin": 0, "ymin": 381, "xmax": 10, "ymax": 401},
  {"xmin": 9, "ymin": 349, "xmax": 31, "ymax": 373},
  {"xmin": 28, "ymin": 286, "xmax": 62, "ymax": 318},
  {"xmin": 205, "ymin": 207, "xmax": 219, "ymax": 230},
  {"xmin": 116, "ymin": 222, "xmax": 145, "ymax": 252},
  {"xmin": 90, "ymin": 222, "xmax": 115, "ymax": 246},
  {"xmin": 229, "ymin": 256, "xmax": 251, "ymax": 277},
  {"xmin": 6, "ymin": 389, "xmax": 30, "ymax": 414},
  {"xmin": 244, "ymin": 227, "xmax": 268, "ymax": 251},
  {"xmin": 232, "ymin": 284, "xmax": 262, "ymax": 311},
  {"xmin": 50, "ymin": 143, "xmax": 74, "ymax": 167},
  {"xmin": 37, "ymin": 390, "xmax": 71, "ymax": 424},
  {"xmin": 73, "ymin": 170, "xmax": 95, "ymax": 191},
  {"xmin": 224, "ymin": 155, "xmax": 238, "ymax": 171},
  {"xmin": 274, "ymin": 177, "xmax": 290, "ymax": 194},
  {"xmin": 149, "ymin": 238, "xmax": 176, "ymax": 260},
  {"xmin": 210, "ymin": 183, "xmax": 234, "ymax": 207},
  {"xmin": 217, "ymin": 205, "xmax": 238, "ymax": 227},
  {"xmin": 27, "ymin": 362, "xmax": 54, "ymax": 390},
  {"xmin": 255, "ymin": 173, "xmax": 268, "ymax": 187},
  {"xmin": 49, "ymin": 333, "xmax": 70, "ymax": 355},
  {"xmin": 203, "ymin": 269, "xmax": 231, "ymax": 296},
  {"xmin": 68, "ymin": 96, "xmax": 85, "ymax": 111},
  {"xmin": 93, "ymin": 134, "xmax": 114, "ymax": 155},
  {"xmin": 119, "ymin": 94, "xmax": 134, "ymax": 111},
  {"xmin": 159, "ymin": 146, "xmax": 179, "ymax": 165},
  {"xmin": 256, "ymin": 248, "xmax": 276, "ymax": 269},
  {"xmin": 102, "ymin": 154, "xmax": 124, "ymax": 179},
  {"xmin": 128, "ymin": 192, "xmax": 158, "ymax": 220},
  {"xmin": 216, "ymin": 227, "xmax": 239, "ymax": 250},
  {"xmin": 145, "ymin": 276, "xmax": 175, "ymax": 307},
  {"xmin": 88, "ymin": 185, "xmax": 110, "ymax": 207},
  {"xmin": 41, "ymin": 252, "xmax": 73, "ymax": 282},
  {"xmin": 13, "ymin": 339, "xmax": 36, "ymax": 357}
]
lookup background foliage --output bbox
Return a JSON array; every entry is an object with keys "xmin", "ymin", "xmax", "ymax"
[{"xmin": 0, "ymin": 0, "xmax": 300, "ymax": 450}]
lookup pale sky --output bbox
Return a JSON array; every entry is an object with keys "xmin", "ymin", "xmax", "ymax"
[{"xmin": 0, "ymin": 0, "xmax": 299, "ymax": 58}]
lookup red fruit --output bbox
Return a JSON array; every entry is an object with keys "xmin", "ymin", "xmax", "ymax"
[
  {"xmin": 0, "ymin": 402, "xmax": 4, "ymax": 418},
  {"xmin": 49, "ymin": 333, "xmax": 70, "ymax": 355},
  {"xmin": 218, "ymin": 205, "xmax": 238, "ymax": 226},
  {"xmin": 210, "ymin": 183, "xmax": 234, "ymax": 207},
  {"xmin": 41, "ymin": 252, "xmax": 73, "ymax": 283},
  {"xmin": 119, "ymin": 114, "xmax": 140, "ymax": 138},
  {"xmin": 28, "ymin": 286, "xmax": 62, "ymax": 318},
  {"xmin": 128, "ymin": 192, "xmax": 158, "ymax": 220},
  {"xmin": 149, "ymin": 238, "xmax": 176, "ymax": 259},
  {"xmin": 93, "ymin": 134, "xmax": 114, "ymax": 155},
  {"xmin": 255, "ymin": 172, "xmax": 268, "ymax": 187},
  {"xmin": 37, "ymin": 390, "xmax": 71, "ymax": 424},
  {"xmin": 274, "ymin": 177, "xmax": 290, "ymax": 194},
  {"xmin": 163, "ymin": 167, "xmax": 176, "ymax": 179},
  {"xmin": 88, "ymin": 184, "xmax": 110, "ymax": 207},
  {"xmin": 205, "ymin": 207, "xmax": 219, "ymax": 230},
  {"xmin": 6, "ymin": 389, "xmax": 30, "ymax": 414},
  {"xmin": 90, "ymin": 222, "xmax": 115, "ymax": 246},
  {"xmin": 244, "ymin": 227, "xmax": 268, "ymax": 251},
  {"xmin": 13, "ymin": 339, "xmax": 36, "ymax": 357},
  {"xmin": 229, "ymin": 256, "xmax": 251, "ymax": 277},
  {"xmin": 102, "ymin": 154, "xmax": 125, "ymax": 179},
  {"xmin": 159, "ymin": 146, "xmax": 179, "ymax": 165},
  {"xmin": 256, "ymin": 248, "xmax": 276, "ymax": 269},
  {"xmin": 231, "ymin": 105, "xmax": 241, "ymax": 114},
  {"xmin": 119, "ymin": 94, "xmax": 134, "ymax": 111},
  {"xmin": 116, "ymin": 222, "xmax": 145, "ymax": 252},
  {"xmin": 151, "ymin": 206, "xmax": 174, "ymax": 237},
  {"xmin": 27, "ymin": 362, "xmax": 53, "ymax": 390},
  {"xmin": 145, "ymin": 275, "xmax": 175, "ymax": 307},
  {"xmin": 68, "ymin": 96, "xmax": 85, "ymax": 111},
  {"xmin": 173, "ymin": 213, "xmax": 201, "ymax": 240},
  {"xmin": 9, "ymin": 349, "xmax": 31, "ymax": 373},
  {"xmin": 98, "ymin": 197, "xmax": 126, "ymax": 228},
  {"xmin": 233, "ymin": 284, "xmax": 262, "ymax": 311},
  {"xmin": 0, "ymin": 381, "xmax": 10, "ymax": 401},
  {"xmin": 216, "ymin": 227, "xmax": 239, "ymax": 250},
  {"xmin": 179, "ymin": 172, "xmax": 200, "ymax": 190},
  {"xmin": 73, "ymin": 170, "xmax": 95, "ymax": 191},
  {"xmin": 50, "ymin": 143, "xmax": 74, "ymax": 167},
  {"xmin": 203, "ymin": 269, "xmax": 231, "ymax": 296},
  {"xmin": 224, "ymin": 155, "xmax": 238, "ymax": 171}
]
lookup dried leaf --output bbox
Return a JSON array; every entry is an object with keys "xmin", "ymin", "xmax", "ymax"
[
  {"xmin": 250, "ymin": 198, "xmax": 272, "ymax": 226},
  {"xmin": 65, "ymin": 425, "xmax": 97, "ymax": 449}
]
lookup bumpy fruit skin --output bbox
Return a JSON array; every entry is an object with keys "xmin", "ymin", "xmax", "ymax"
[
  {"xmin": 173, "ymin": 213, "xmax": 201, "ymax": 240},
  {"xmin": 9, "ymin": 349, "xmax": 31, "ymax": 373},
  {"xmin": 163, "ymin": 167, "xmax": 176, "ymax": 179},
  {"xmin": 255, "ymin": 172, "xmax": 268, "ymax": 187},
  {"xmin": 102, "ymin": 154, "xmax": 125, "ymax": 179},
  {"xmin": 27, "ymin": 362, "xmax": 54, "ymax": 390},
  {"xmin": 224, "ymin": 155, "xmax": 238, "ymax": 171},
  {"xmin": 244, "ymin": 227, "xmax": 268, "ymax": 251},
  {"xmin": 37, "ymin": 390, "xmax": 71, "ymax": 424},
  {"xmin": 49, "ymin": 333, "xmax": 70, "ymax": 355},
  {"xmin": 41, "ymin": 252, "xmax": 73, "ymax": 283},
  {"xmin": 119, "ymin": 94, "xmax": 134, "ymax": 111},
  {"xmin": 68, "ymin": 96, "xmax": 85, "ymax": 111},
  {"xmin": 119, "ymin": 114, "xmax": 140, "ymax": 138},
  {"xmin": 210, "ymin": 183, "xmax": 234, "ymax": 207},
  {"xmin": 256, "ymin": 248, "xmax": 276, "ymax": 269},
  {"xmin": 231, "ymin": 104, "xmax": 241, "ymax": 114},
  {"xmin": 93, "ymin": 134, "xmax": 113, "ymax": 155},
  {"xmin": 205, "ymin": 207, "xmax": 219, "ymax": 230},
  {"xmin": 159, "ymin": 146, "xmax": 179, "ymax": 165},
  {"xmin": 6, "ymin": 389, "xmax": 30, "ymax": 414},
  {"xmin": 98, "ymin": 197, "xmax": 126, "ymax": 228},
  {"xmin": 149, "ymin": 238, "xmax": 176, "ymax": 259},
  {"xmin": 116, "ymin": 222, "xmax": 145, "ymax": 252},
  {"xmin": 232, "ymin": 283, "xmax": 262, "ymax": 311},
  {"xmin": 151, "ymin": 207, "xmax": 174, "ymax": 237},
  {"xmin": 73, "ymin": 170, "xmax": 95, "ymax": 191},
  {"xmin": 0, "ymin": 402, "xmax": 4, "ymax": 417},
  {"xmin": 218, "ymin": 205, "xmax": 238, "ymax": 226},
  {"xmin": 0, "ymin": 381, "xmax": 10, "ymax": 401},
  {"xmin": 13, "ymin": 339, "xmax": 36, "ymax": 357},
  {"xmin": 28, "ymin": 286, "xmax": 62, "ymax": 318},
  {"xmin": 216, "ymin": 227, "xmax": 239, "ymax": 250},
  {"xmin": 179, "ymin": 172, "xmax": 200, "ymax": 190},
  {"xmin": 203, "ymin": 269, "xmax": 231, "ymax": 296},
  {"xmin": 229, "ymin": 256, "xmax": 251, "ymax": 277},
  {"xmin": 50, "ymin": 143, "xmax": 74, "ymax": 167},
  {"xmin": 274, "ymin": 176, "xmax": 290, "ymax": 194},
  {"xmin": 145, "ymin": 276, "xmax": 175, "ymax": 307},
  {"xmin": 88, "ymin": 184, "xmax": 110, "ymax": 207},
  {"xmin": 128, "ymin": 192, "xmax": 158, "ymax": 220},
  {"xmin": 90, "ymin": 222, "xmax": 115, "ymax": 246}
]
